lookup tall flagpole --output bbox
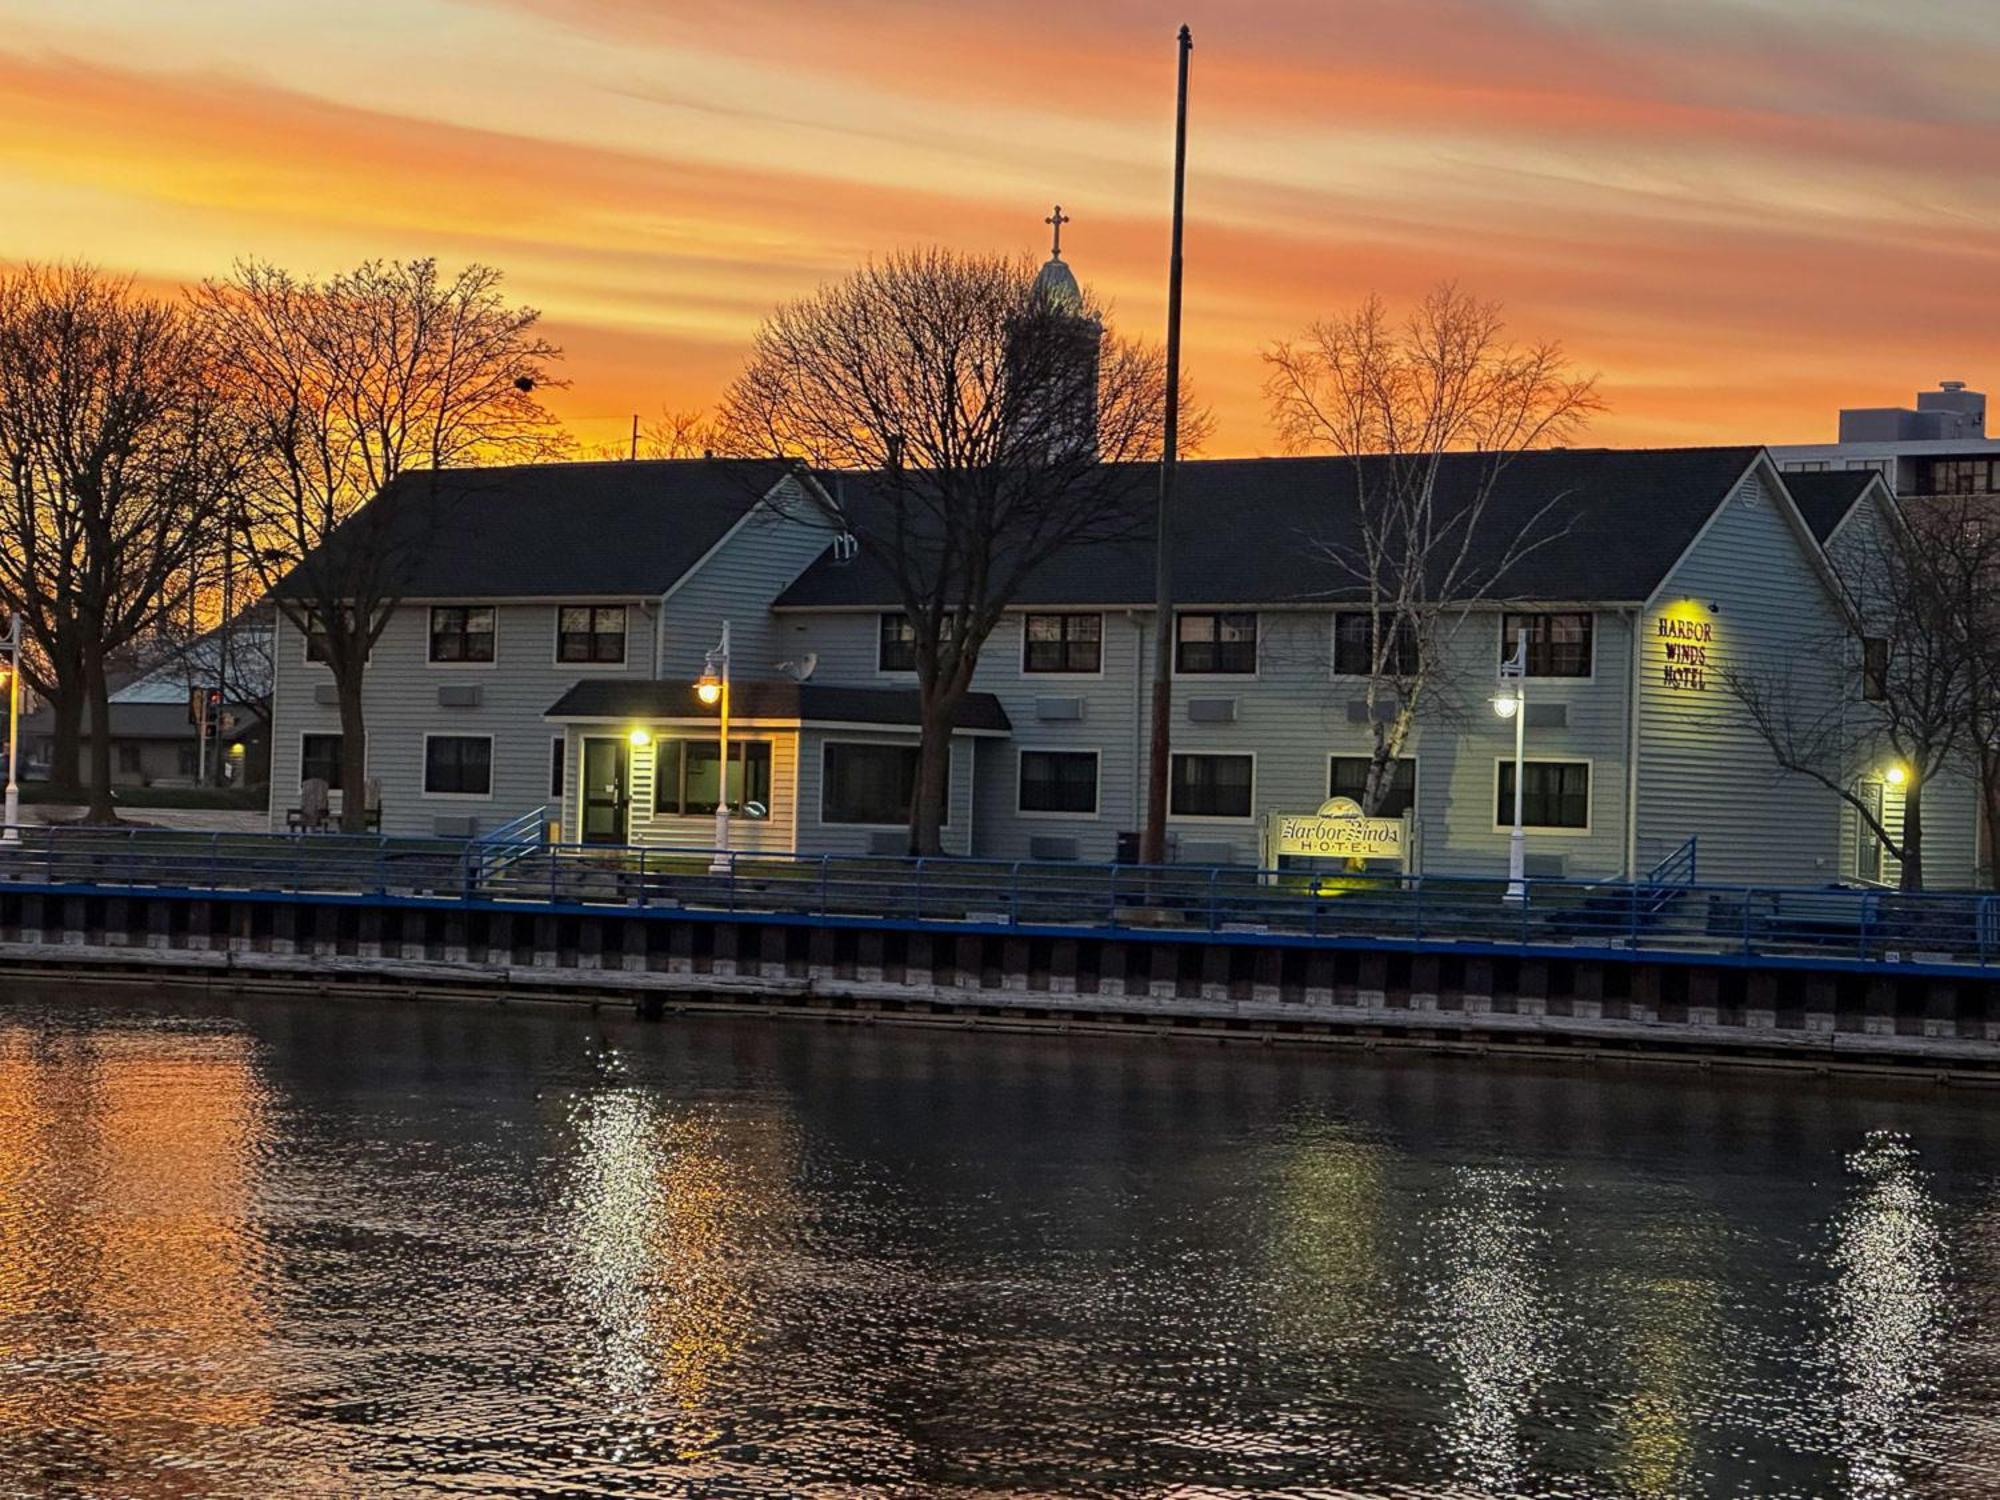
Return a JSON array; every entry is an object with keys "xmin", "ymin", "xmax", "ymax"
[{"xmin": 1140, "ymin": 23, "xmax": 1191, "ymax": 867}]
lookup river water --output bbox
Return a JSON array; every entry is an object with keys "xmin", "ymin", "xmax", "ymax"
[{"xmin": 0, "ymin": 987, "xmax": 1995, "ymax": 1499}]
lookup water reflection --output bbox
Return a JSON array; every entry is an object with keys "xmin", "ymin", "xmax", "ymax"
[
  {"xmin": 0, "ymin": 1021, "xmax": 274, "ymax": 1494},
  {"xmin": 1825, "ymin": 1131, "xmax": 1948, "ymax": 1499},
  {"xmin": 0, "ymin": 994, "xmax": 1994, "ymax": 1498},
  {"xmin": 1423, "ymin": 1165, "xmax": 1556, "ymax": 1493},
  {"xmin": 561, "ymin": 1050, "xmax": 799, "ymax": 1470}
]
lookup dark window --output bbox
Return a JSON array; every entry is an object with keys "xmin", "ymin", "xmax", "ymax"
[
  {"xmin": 1329, "ymin": 756, "xmax": 1416, "ymax": 818},
  {"xmin": 878, "ymin": 613, "xmax": 953, "ymax": 673},
  {"xmin": 303, "ymin": 607, "xmax": 359, "ymax": 665},
  {"xmin": 1917, "ymin": 457, "xmax": 2000, "ymax": 497},
  {"xmin": 1023, "ymin": 613, "xmax": 1103, "ymax": 673},
  {"xmin": 1176, "ymin": 612, "xmax": 1257, "ymax": 674},
  {"xmin": 557, "ymin": 605, "xmax": 626, "ymax": 664},
  {"xmin": 429, "ymin": 606, "xmax": 495, "ymax": 663},
  {"xmin": 177, "ymin": 745, "xmax": 200, "ymax": 778},
  {"xmin": 653, "ymin": 739, "xmax": 772, "ymax": 819},
  {"xmin": 1502, "ymin": 612, "xmax": 1593, "ymax": 677},
  {"xmin": 1170, "ymin": 753, "xmax": 1254, "ymax": 818},
  {"xmin": 1333, "ymin": 612, "xmax": 1419, "ymax": 676},
  {"xmin": 549, "ymin": 737, "xmax": 565, "ymax": 800},
  {"xmin": 1497, "ymin": 760, "xmax": 1589, "ymax": 829},
  {"xmin": 301, "ymin": 733, "xmax": 343, "ymax": 790},
  {"xmin": 822, "ymin": 742, "xmax": 947, "ymax": 825},
  {"xmin": 117, "ymin": 743, "xmax": 142, "ymax": 775},
  {"xmin": 424, "ymin": 736, "xmax": 492, "ymax": 796},
  {"xmin": 1019, "ymin": 750, "xmax": 1098, "ymax": 814},
  {"xmin": 1862, "ymin": 637, "xmax": 1890, "ymax": 702}
]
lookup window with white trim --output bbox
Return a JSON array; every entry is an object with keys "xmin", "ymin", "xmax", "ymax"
[
  {"xmin": 1170, "ymin": 753, "xmax": 1253, "ymax": 818},
  {"xmin": 424, "ymin": 736, "xmax": 492, "ymax": 796}
]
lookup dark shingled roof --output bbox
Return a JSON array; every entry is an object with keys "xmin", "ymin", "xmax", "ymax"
[
  {"xmin": 1782, "ymin": 469, "xmax": 1878, "ymax": 543},
  {"xmin": 543, "ymin": 678, "xmax": 1011, "ymax": 734},
  {"xmin": 279, "ymin": 457, "xmax": 793, "ymax": 600},
  {"xmin": 774, "ymin": 448, "xmax": 1770, "ymax": 609}
]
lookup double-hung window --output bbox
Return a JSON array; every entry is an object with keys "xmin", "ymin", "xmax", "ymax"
[
  {"xmin": 429, "ymin": 606, "xmax": 495, "ymax": 663},
  {"xmin": 878, "ymin": 613, "xmax": 954, "ymax": 673},
  {"xmin": 822, "ymin": 742, "xmax": 947, "ymax": 825},
  {"xmin": 1501, "ymin": 612, "xmax": 1593, "ymax": 677},
  {"xmin": 557, "ymin": 605, "xmax": 626, "ymax": 664},
  {"xmin": 1175, "ymin": 612, "xmax": 1257, "ymax": 674},
  {"xmin": 1023, "ymin": 613, "xmax": 1103, "ymax": 673},
  {"xmin": 1496, "ymin": 760, "xmax": 1589, "ymax": 829},
  {"xmin": 424, "ymin": 736, "xmax": 492, "ymax": 796},
  {"xmin": 301, "ymin": 733, "xmax": 343, "ymax": 789},
  {"xmin": 1170, "ymin": 753, "xmax": 1254, "ymax": 818},
  {"xmin": 1328, "ymin": 756, "xmax": 1416, "ymax": 818},
  {"xmin": 1333, "ymin": 612, "xmax": 1419, "ymax": 676},
  {"xmin": 1018, "ymin": 750, "xmax": 1098, "ymax": 815}
]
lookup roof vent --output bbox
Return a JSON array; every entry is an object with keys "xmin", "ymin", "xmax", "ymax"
[{"xmin": 830, "ymin": 532, "xmax": 859, "ymax": 564}]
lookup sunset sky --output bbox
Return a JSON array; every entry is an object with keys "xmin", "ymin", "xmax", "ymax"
[{"xmin": 3, "ymin": 1, "xmax": 1997, "ymax": 454}]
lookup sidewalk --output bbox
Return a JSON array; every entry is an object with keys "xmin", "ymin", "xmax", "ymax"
[{"xmin": 25, "ymin": 805, "xmax": 270, "ymax": 833}]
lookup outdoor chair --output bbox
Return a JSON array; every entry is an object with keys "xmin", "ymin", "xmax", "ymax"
[{"xmin": 287, "ymin": 778, "xmax": 330, "ymax": 833}]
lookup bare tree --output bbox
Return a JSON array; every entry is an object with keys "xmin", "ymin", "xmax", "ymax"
[
  {"xmin": 0, "ymin": 264, "xmax": 235, "ymax": 819},
  {"xmin": 1263, "ymin": 284, "xmax": 1603, "ymax": 814},
  {"xmin": 721, "ymin": 248, "xmax": 1183, "ymax": 853},
  {"xmin": 1723, "ymin": 495, "xmax": 1973, "ymax": 891},
  {"xmin": 197, "ymin": 259, "xmax": 566, "ymax": 829}
]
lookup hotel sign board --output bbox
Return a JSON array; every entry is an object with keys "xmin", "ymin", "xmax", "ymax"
[{"xmin": 1263, "ymin": 796, "xmax": 1409, "ymax": 865}]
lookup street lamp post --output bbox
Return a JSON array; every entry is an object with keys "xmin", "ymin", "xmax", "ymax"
[
  {"xmin": 694, "ymin": 620, "xmax": 732, "ymax": 875},
  {"xmin": 1493, "ymin": 636, "xmax": 1528, "ymax": 902}
]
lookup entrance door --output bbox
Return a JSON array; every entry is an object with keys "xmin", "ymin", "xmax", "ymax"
[
  {"xmin": 581, "ymin": 737, "xmax": 629, "ymax": 844},
  {"xmin": 1855, "ymin": 780, "xmax": 1884, "ymax": 883}
]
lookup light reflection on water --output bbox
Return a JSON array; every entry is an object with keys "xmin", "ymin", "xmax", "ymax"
[{"xmin": 0, "ymin": 987, "xmax": 1993, "ymax": 1499}]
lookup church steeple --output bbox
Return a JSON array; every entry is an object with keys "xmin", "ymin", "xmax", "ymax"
[{"xmin": 1032, "ymin": 202, "xmax": 1084, "ymax": 312}]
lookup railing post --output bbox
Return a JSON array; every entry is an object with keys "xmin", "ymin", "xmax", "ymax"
[
  {"xmin": 636, "ymin": 847, "xmax": 648, "ymax": 909},
  {"xmin": 1858, "ymin": 892, "xmax": 1874, "ymax": 962},
  {"xmin": 1207, "ymin": 866, "xmax": 1220, "ymax": 933},
  {"xmin": 1412, "ymin": 875, "xmax": 1424, "ymax": 942},
  {"xmin": 914, "ymin": 857, "xmax": 926, "ymax": 921},
  {"xmin": 819, "ymin": 854, "xmax": 830, "ymax": 918},
  {"xmin": 1010, "ymin": 861, "xmax": 1022, "ymax": 927},
  {"xmin": 728, "ymin": 851, "xmax": 738, "ymax": 912},
  {"xmin": 1627, "ymin": 880, "xmax": 1640, "ymax": 945},
  {"xmin": 1742, "ymin": 887, "xmax": 1754, "ymax": 957},
  {"xmin": 1106, "ymin": 864, "xmax": 1118, "ymax": 929},
  {"xmin": 45, "ymin": 822, "xmax": 56, "ymax": 883}
]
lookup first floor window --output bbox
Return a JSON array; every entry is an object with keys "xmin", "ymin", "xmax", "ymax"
[
  {"xmin": 1497, "ymin": 760, "xmax": 1589, "ymax": 829},
  {"xmin": 549, "ymin": 737, "xmax": 566, "ymax": 800},
  {"xmin": 430, "ymin": 605, "xmax": 496, "ymax": 662},
  {"xmin": 1329, "ymin": 755, "xmax": 1416, "ymax": 818},
  {"xmin": 117, "ymin": 743, "xmax": 142, "ymax": 775},
  {"xmin": 178, "ymin": 744, "xmax": 200, "ymax": 778},
  {"xmin": 1018, "ymin": 750, "xmax": 1098, "ymax": 815},
  {"xmin": 823, "ymin": 741, "xmax": 947, "ymax": 825},
  {"xmin": 301, "ymin": 733, "xmax": 343, "ymax": 789},
  {"xmin": 653, "ymin": 738, "xmax": 772, "ymax": 819},
  {"xmin": 1333, "ymin": 612, "xmax": 1419, "ymax": 677},
  {"xmin": 425, "ymin": 736, "xmax": 492, "ymax": 796},
  {"xmin": 1023, "ymin": 613, "xmax": 1103, "ymax": 673},
  {"xmin": 1170, "ymin": 753, "xmax": 1254, "ymax": 819},
  {"xmin": 1501, "ymin": 612, "xmax": 1593, "ymax": 677},
  {"xmin": 1176, "ymin": 611, "xmax": 1257, "ymax": 674},
  {"xmin": 557, "ymin": 605, "xmax": 626, "ymax": 664}
]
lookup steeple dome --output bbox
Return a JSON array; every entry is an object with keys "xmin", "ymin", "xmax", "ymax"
[{"xmin": 1031, "ymin": 203, "xmax": 1084, "ymax": 313}]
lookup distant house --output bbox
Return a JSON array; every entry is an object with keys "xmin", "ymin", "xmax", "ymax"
[{"xmin": 23, "ymin": 619, "xmax": 272, "ymax": 788}]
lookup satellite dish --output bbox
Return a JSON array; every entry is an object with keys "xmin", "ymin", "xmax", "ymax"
[{"xmin": 777, "ymin": 653, "xmax": 817, "ymax": 682}]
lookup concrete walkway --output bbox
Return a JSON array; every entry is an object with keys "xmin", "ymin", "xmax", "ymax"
[{"xmin": 25, "ymin": 805, "xmax": 269, "ymax": 833}]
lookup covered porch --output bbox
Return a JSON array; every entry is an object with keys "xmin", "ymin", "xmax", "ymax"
[{"xmin": 544, "ymin": 679, "xmax": 1010, "ymax": 857}]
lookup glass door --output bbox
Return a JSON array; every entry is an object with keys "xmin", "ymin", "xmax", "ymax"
[
  {"xmin": 581, "ymin": 737, "xmax": 629, "ymax": 845},
  {"xmin": 1855, "ymin": 779, "xmax": 1884, "ymax": 883}
]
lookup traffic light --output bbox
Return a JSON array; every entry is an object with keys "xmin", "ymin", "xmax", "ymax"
[{"xmin": 190, "ymin": 686, "xmax": 224, "ymax": 734}]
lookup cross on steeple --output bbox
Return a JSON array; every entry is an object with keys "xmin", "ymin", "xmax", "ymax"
[{"xmin": 1045, "ymin": 204, "xmax": 1070, "ymax": 259}]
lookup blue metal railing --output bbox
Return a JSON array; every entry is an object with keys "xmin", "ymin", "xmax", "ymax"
[
  {"xmin": 5, "ymin": 823, "xmax": 1998, "ymax": 971},
  {"xmin": 1647, "ymin": 836, "xmax": 1698, "ymax": 890}
]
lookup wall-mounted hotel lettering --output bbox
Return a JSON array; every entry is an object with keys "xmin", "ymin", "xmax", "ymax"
[{"xmin": 1656, "ymin": 610, "xmax": 1713, "ymax": 692}]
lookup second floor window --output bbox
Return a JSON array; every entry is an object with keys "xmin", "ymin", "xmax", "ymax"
[
  {"xmin": 1862, "ymin": 637, "xmax": 1890, "ymax": 702},
  {"xmin": 1501, "ymin": 612, "xmax": 1593, "ymax": 677},
  {"xmin": 1176, "ymin": 611, "xmax": 1257, "ymax": 674},
  {"xmin": 303, "ymin": 607, "xmax": 359, "ymax": 665},
  {"xmin": 430, "ymin": 606, "xmax": 495, "ymax": 663},
  {"xmin": 1023, "ymin": 613, "xmax": 1102, "ymax": 673},
  {"xmin": 1333, "ymin": 611, "xmax": 1420, "ymax": 676},
  {"xmin": 878, "ymin": 613, "xmax": 953, "ymax": 673},
  {"xmin": 558, "ymin": 605, "xmax": 626, "ymax": 664}
]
